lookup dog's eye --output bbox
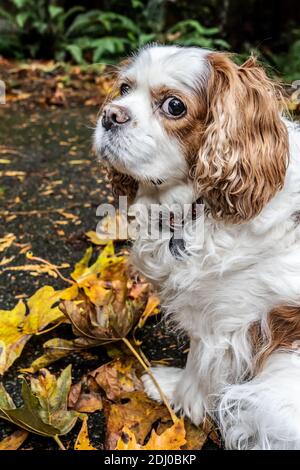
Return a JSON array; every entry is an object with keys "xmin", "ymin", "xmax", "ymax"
[
  {"xmin": 161, "ymin": 97, "xmax": 186, "ymax": 118},
  {"xmin": 120, "ymin": 83, "xmax": 131, "ymax": 96}
]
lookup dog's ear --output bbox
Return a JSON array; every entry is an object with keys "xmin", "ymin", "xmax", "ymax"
[
  {"xmin": 192, "ymin": 53, "xmax": 289, "ymax": 223},
  {"xmin": 106, "ymin": 167, "xmax": 138, "ymax": 203}
]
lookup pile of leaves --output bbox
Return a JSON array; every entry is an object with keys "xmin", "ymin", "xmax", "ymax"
[
  {"xmin": 0, "ymin": 234, "xmax": 220, "ymax": 450},
  {"xmin": 0, "ymin": 57, "xmax": 113, "ymax": 108}
]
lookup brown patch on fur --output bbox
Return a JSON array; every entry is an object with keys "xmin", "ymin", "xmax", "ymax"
[
  {"xmin": 152, "ymin": 86, "xmax": 207, "ymax": 163},
  {"xmin": 189, "ymin": 52, "xmax": 289, "ymax": 224},
  {"xmin": 250, "ymin": 305, "xmax": 300, "ymax": 373},
  {"xmin": 106, "ymin": 166, "xmax": 138, "ymax": 202}
]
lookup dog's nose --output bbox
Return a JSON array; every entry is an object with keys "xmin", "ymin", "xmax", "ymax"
[{"xmin": 102, "ymin": 105, "xmax": 131, "ymax": 130}]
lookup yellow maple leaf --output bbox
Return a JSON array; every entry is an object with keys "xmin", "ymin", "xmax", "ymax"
[
  {"xmin": 74, "ymin": 417, "xmax": 96, "ymax": 450},
  {"xmin": 69, "ymin": 242, "xmax": 125, "ymax": 306},
  {"xmin": 71, "ymin": 242, "xmax": 123, "ymax": 285},
  {"xmin": 0, "ymin": 286, "xmax": 65, "ymax": 374},
  {"xmin": 116, "ymin": 418, "xmax": 186, "ymax": 450},
  {"xmin": 24, "ymin": 286, "xmax": 65, "ymax": 333}
]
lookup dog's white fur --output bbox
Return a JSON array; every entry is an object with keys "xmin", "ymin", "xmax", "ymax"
[{"xmin": 95, "ymin": 45, "xmax": 300, "ymax": 449}]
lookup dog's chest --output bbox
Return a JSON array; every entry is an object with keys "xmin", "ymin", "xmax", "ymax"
[{"xmin": 132, "ymin": 218, "xmax": 300, "ymax": 336}]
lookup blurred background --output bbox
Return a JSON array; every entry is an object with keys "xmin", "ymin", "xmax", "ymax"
[{"xmin": 0, "ymin": 0, "xmax": 300, "ymax": 81}]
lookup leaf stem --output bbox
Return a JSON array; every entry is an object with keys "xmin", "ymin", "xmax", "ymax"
[
  {"xmin": 35, "ymin": 319, "xmax": 66, "ymax": 336},
  {"xmin": 122, "ymin": 337, "xmax": 177, "ymax": 423},
  {"xmin": 53, "ymin": 435, "xmax": 66, "ymax": 450},
  {"xmin": 27, "ymin": 254, "xmax": 74, "ymax": 285}
]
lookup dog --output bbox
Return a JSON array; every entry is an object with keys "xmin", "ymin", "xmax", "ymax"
[{"xmin": 94, "ymin": 44, "xmax": 300, "ymax": 449}]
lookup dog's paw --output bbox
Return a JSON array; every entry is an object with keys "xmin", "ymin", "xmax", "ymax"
[
  {"xmin": 142, "ymin": 366, "xmax": 182, "ymax": 403},
  {"xmin": 173, "ymin": 378, "xmax": 205, "ymax": 426}
]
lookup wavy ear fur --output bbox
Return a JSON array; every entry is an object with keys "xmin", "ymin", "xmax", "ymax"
[{"xmin": 193, "ymin": 53, "xmax": 289, "ymax": 223}]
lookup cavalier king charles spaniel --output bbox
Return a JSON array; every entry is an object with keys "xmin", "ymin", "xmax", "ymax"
[{"xmin": 94, "ymin": 45, "xmax": 300, "ymax": 450}]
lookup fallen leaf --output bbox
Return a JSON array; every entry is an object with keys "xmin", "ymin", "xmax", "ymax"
[
  {"xmin": 68, "ymin": 375, "xmax": 102, "ymax": 413},
  {"xmin": 134, "ymin": 295, "xmax": 160, "ymax": 346},
  {"xmin": 85, "ymin": 230, "xmax": 109, "ymax": 245},
  {"xmin": 56, "ymin": 209, "xmax": 79, "ymax": 222},
  {"xmin": 5, "ymin": 92, "xmax": 31, "ymax": 102},
  {"xmin": 0, "ymin": 171, "xmax": 26, "ymax": 180},
  {"xmin": 30, "ymin": 365, "xmax": 80, "ymax": 434},
  {"xmin": 183, "ymin": 418, "xmax": 216, "ymax": 450},
  {"xmin": 69, "ymin": 160, "xmax": 90, "ymax": 165},
  {"xmin": 0, "ymin": 255, "xmax": 15, "ymax": 266},
  {"xmin": 0, "ymin": 430, "xmax": 29, "ymax": 450},
  {"xmin": 157, "ymin": 416, "xmax": 213, "ymax": 450},
  {"xmin": 0, "ymin": 383, "xmax": 15, "ymax": 408},
  {"xmin": 1, "ymin": 262, "xmax": 69, "ymax": 278},
  {"xmin": 22, "ymin": 244, "xmax": 150, "ymax": 372},
  {"xmin": 59, "ymin": 244, "xmax": 148, "ymax": 346},
  {"xmin": 0, "ymin": 367, "xmax": 81, "ymax": 438},
  {"xmin": 74, "ymin": 417, "xmax": 96, "ymax": 450},
  {"xmin": 0, "ymin": 286, "xmax": 65, "ymax": 374},
  {"xmin": 71, "ymin": 243, "xmax": 124, "ymax": 286},
  {"xmin": 91, "ymin": 357, "xmax": 142, "ymax": 401},
  {"xmin": 21, "ymin": 338, "xmax": 77, "ymax": 373},
  {"xmin": 104, "ymin": 392, "xmax": 168, "ymax": 450},
  {"xmin": 116, "ymin": 418, "xmax": 186, "ymax": 450},
  {"xmin": 0, "ymin": 233, "xmax": 15, "ymax": 253},
  {"xmin": 17, "ymin": 242, "xmax": 32, "ymax": 255},
  {"xmin": 0, "ymin": 380, "xmax": 60, "ymax": 436}
]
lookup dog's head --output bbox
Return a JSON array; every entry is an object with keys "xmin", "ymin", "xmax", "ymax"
[{"xmin": 94, "ymin": 45, "xmax": 288, "ymax": 223}]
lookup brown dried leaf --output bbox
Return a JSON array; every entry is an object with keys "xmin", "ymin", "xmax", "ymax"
[
  {"xmin": 68, "ymin": 376, "xmax": 102, "ymax": 413},
  {"xmin": 103, "ymin": 391, "xmax": 168, "ymax": 450},
  {"xmin": 157, "ymin": 416, "xmax": 213, "ymax": 450},
  {"xmin": 116, "ymin": 418, "xmax": 186, "ymax": 450},
  {"xmin": 90, "ymin": 357, "xmax": 143, "ymax": 401}
]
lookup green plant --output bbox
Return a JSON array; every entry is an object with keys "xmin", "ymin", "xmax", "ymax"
[
  {"xmin": 0, "ymin": 0, "xmax": 229, "ymax": 64},
  {"xmin": 62, "ymin": 10, "xmax": 141, "ymax": 63},
  {"xmin": 0, "ymin": 0, "xmax": 85, "ymax": 59},
  {"xmin": 165, "ymin": 19, "xmax": 229, "ymax": 49},
  {"xmin": 60, "ymin": 9, "xmax": 229, "ymax": 64},
  {"xmin": 272, "ymin": 33, "xmax": 300, "ymax": 82}
]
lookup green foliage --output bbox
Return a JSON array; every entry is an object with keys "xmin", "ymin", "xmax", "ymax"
[
  {"xmin": 0, "ymin": 0, "xmax": 85, "ymax": 59},
  {"xmin": 272, "ymin": 32, "xmax": 300, "ymax": 82},
  {"xmin": 0, "ymin": 0, "xmax": 228, "ymax": 64},
  {"xmin": 0, "ymin": 0, "xmax": 298, "ymax": 82},
  {"xmin": 166, "ymin": 20, "xmax": 229, "ymax": 49}
]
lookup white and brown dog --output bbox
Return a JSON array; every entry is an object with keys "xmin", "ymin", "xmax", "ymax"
[{"xmin": 94, "ymin": 45, "xmax": 300, "ymax": 450}]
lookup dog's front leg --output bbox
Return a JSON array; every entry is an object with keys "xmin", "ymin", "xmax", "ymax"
[
  {"xmin": 172, "ymin": 337, "xmax": 230, "ymax": 425},
  {"xmin": 142, "ymin": 338, "xmax": 225, "ymax": 425}
]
